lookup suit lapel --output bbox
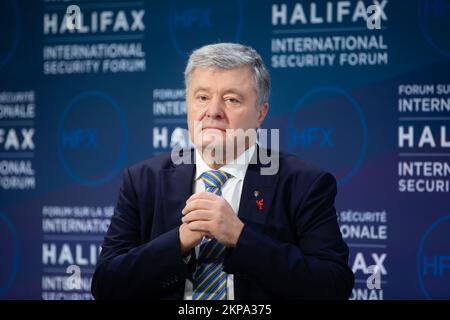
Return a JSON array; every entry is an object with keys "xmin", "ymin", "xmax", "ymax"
[
  {"xmin": 159, "ymin": 150, "xmax": 195, "ymax": 231},
  {"xmin": 234, "ymin": 147, "xmax": 279, "ymax": 300},
  {"xmin": 237, "ymin": 147, "xmax": 278, "ymax": 226}
]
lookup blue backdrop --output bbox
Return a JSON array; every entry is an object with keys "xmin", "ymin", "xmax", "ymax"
[{"xmin": 0, "ymin": 0, "xmax": 449, "ymax": 299}]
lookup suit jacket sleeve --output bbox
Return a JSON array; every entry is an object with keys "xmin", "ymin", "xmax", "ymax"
[
  {"xmin": 223, "ymin": 172, "xmax": 354, "ymax": 299},
  {"xmin": 91, "ymin": 167, "xmax": 190, "ymax": 299}
]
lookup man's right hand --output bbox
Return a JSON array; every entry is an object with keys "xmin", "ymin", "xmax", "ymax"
[{"xmin": 179, "ymin": 223, "xmax": 204, "ymax": 256}]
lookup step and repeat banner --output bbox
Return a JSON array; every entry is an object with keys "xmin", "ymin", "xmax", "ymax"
[{"xmin": 0, "ymin": 0, "xmax": 449, "ymax": 300}]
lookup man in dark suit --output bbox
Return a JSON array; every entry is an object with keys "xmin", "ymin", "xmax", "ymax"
[{"xmin": 91, "ymin": 43, "xmax": 354, "ymax": 300}]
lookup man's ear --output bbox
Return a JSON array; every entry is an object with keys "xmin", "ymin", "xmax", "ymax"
[{"xmin": 256, "ymin": 103, "xmax": 269, "ymax": 127}]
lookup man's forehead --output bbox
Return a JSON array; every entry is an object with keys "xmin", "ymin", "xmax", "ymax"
[
  {"xmin": 191, "ymin": 65, "xmax": 251, "ymax": 78},
  {"xmin": 189, "ymin": 66, "xmax": 254, "ymax": 90}
]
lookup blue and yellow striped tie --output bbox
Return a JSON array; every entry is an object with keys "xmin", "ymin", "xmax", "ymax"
[{"xmin": 192, "ymin": 170, "xmax": 230, "ymax": 300}]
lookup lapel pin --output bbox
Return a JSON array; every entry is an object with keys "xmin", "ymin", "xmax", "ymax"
[
  {"xmin": 256, "ymin": 198, "xmax": 264, "ymax": 212},
  {"xmin": 254, "ymin": 190, "xmax": 260, "ymax": 197}
]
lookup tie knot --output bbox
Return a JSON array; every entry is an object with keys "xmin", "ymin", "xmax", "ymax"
[{"xmin": 201, "ymin": 170, "xmax": 229, "ymax": 192}]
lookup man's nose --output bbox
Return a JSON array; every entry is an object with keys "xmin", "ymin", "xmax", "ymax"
[{"xmin": 206, "ymin": 97, "xmax": 225, "ymax": 119}]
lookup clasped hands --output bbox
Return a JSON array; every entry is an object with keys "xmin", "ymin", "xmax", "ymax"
[{"xmin": 179, "ymin": 191, "xmax": 244, "ymax": 256}]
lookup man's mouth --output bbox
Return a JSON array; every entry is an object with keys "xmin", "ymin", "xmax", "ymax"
[{"xmin": 202, "ymin": 127, "xmax": 226, "ymax": 132}]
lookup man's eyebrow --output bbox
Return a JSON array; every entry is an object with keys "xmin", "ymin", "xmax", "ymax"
[
  {"xmin": 192, "ymin": 87, "xmax": 245, "ymax": 98},
  {"xmin": 222, "ymin": 88, "xmax": 245, "ymax": 98},
  {"xmin": 192, "ymin": 86, "xmax": 211, "ymax": 94}
]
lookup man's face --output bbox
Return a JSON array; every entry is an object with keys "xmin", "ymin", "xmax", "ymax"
[{"xmin": 186, "ymin": 66, "xmax": 268, "ymax": 155}]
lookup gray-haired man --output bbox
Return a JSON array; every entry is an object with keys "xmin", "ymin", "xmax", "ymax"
[{"xmin": 92, "ymin": 43, "xmax": 353, "ymax": 300}]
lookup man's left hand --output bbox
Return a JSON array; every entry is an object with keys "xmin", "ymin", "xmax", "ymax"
[{"xmin": 181, "ymin": 191, "xmax": 244, "ymax": 247}]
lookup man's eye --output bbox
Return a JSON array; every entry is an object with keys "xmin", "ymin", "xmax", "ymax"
[
  {"xmin": 226, "ymin": 98, "xmax": 240, "ymax": 105},
  {"xmin": 196, "ymin": 95, "xmax": 208, "ymax": 102}
]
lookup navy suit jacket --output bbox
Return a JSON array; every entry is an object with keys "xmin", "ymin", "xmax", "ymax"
[{"xmin": 92, "ymin": 148, "xmax": 354, "ymax": 299}]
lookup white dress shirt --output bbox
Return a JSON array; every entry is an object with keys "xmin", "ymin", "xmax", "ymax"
[{"xmin": 183, "ymin": 144, "xmax": 256, "ymax": 300}]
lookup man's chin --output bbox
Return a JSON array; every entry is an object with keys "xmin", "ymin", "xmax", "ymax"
[
  {"xmin": 198, "ymin": 140, "xmax": 226, "ymax": 152},
  {"xmin": 201, "ymin": 130, "xmax": 225, "ymax": 141},
  {"xmin": 196, "ymin": 131, "xmax": 225, "ymax": 147}
]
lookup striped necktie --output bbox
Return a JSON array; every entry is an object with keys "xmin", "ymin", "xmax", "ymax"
[{"xmin": 192, "ymin": 170, "xmax": 230, "ymax": 300}]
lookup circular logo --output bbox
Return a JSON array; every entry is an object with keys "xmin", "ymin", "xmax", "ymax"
[
  {"xmin": 0, "ymin": 212, "xmax": 20, "ymax": 297},
  {"xmin": 417, "ymin": 214, "xmax": 450, "ymax": 299},
  {"xmin": 0, "ymin": 0, "xmax": 21, "ymax": 69},
  {"xmin": 418, "ymin": 0, "xmax": 450, "ymax": 58},
  {"xmin": 58, "ymin": 91, "xmax": 128, "ymax": 186},
  {"xmin": 287, "ymin": 86, "xmax": 368, "ymax": 186},
  {"xmin": 169, "ymin": 0, "xmax": 243, "ymax": 60}
]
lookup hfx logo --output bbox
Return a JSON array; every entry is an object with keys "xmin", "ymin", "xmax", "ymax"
[
  {"xmin": 62, "ymin": 129, "xmax": 97, "ymax": 149},
  {"xmin": 418, "ymin": 0, "xmax": 450, "ymax": 58},
  {"xmin": 173, "ymin": 8, "xmax": 212, "ymax": 28},
  {"xmin": 287, "ymin": 87, "xmax": 367, "ymax": 186},
  {"xmin": 295, "ymin": 127, "xmax": 334, "ymax": 148},
  {"xmin": 417, "ymin": 214, "xmax": 450, "ymax": 299},
  {"xmin": 169, "ymin": 0, "xmax": 243, "ymax": 59},
  {"xmin": 0, "ymin": 0, "xmax": 21, "ymax": 69},
  {"xmin": 0, "ymin": 212, "xmax": 20, "ymax": 297},
  {"xmin": 58, "ymin": 91, "xmax": 127, "ymax": 186},
  {"xmin": 423, "ymin": 0, "xmax": 450, "ymax": 16}
]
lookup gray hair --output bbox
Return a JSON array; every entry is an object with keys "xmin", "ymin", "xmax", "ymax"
[{"xmin": 184, "ymin": 43, "xmax": 271, "ymax": 106}]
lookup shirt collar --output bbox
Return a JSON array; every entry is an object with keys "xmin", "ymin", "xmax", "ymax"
[{"xmin": 194, "ymin": 144, "xmax": 256, "ymax": 181}]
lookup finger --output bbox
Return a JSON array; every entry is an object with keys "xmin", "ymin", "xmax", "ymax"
[
  {"xmin": 186, "ymin": 221, "xmax": 211, "ymax": 233},
  {"xmin": 182, "ymin": 210, "xmax": 214, "ymax": 223},
  {"xmin": 182, "ymin": 199, "xmax": 214, "ymax": 215},
  {"xmin": 186, "ymin": 191, "xmax": 218, "ymax": 203}
]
